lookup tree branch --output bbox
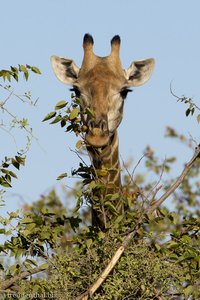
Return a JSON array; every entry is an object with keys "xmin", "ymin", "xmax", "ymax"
[
  {"xmin": 0, "ymin": 266, "xmax": 47, "ymax": 291},
  {"xmin": 76, "ymin": 145, "xmax": 200, "ymax": 300},
  {"xmin": 147, "ymin": 145, "xmax": 200, "ymax": 213},
  {"xmin": 170, "ymin": 83, "xmax": 200, "ymax": 111}
]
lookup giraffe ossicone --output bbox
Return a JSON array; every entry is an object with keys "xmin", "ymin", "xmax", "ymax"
[{"xmin": 51, "ymin": 34, "xmax": 155, "ymax": 228}]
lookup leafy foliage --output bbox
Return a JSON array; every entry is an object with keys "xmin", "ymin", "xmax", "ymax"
[
  {"xmin": 42, "ymin": 95, "xmax": 86, "ymax": 143},
  {"xmin": 1, "ymin": 176, "xmax": 199, "ymax": 299},
  {"xmin": 0, "ymin": 64, "xmax": 41, "ymax": 82},
  {"xmin": 0, "ymin": 64, "xmax": 41, "ymax": 201}
]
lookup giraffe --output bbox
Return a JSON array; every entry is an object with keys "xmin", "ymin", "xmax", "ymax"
[{"xmin": 51, "ymin": 34, "xmax": 155, "ymax": 229}]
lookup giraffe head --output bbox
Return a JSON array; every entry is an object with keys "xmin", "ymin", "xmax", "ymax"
[{"xmin": 51, "ymin": 34, "xmax": 155, "ymax": 147}]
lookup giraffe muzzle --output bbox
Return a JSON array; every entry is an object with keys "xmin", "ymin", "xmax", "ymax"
[{"xmin": 85, "ymin": 119, "xmax": 109, "ymax": 147}]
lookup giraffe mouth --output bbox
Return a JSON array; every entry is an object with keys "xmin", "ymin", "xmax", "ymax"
[{"xmin": 85, "ymin": 129, "xmax": 109, "ymax": 148}]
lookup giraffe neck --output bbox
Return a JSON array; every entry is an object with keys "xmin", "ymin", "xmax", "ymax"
[
  {"xmin": 87, "ymin": 132, "xmax": 122, "ymax": 229},
  {"xmin": 87, "ymin": 131, "xmax": 121, "ymax": 193}
]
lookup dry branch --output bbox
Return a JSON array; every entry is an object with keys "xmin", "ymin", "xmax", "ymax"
[
  {"xmin": 76, "ymin": 145, "xmax": 200, "ymax": 300},
  {"xmin": 0, "ymin": 266, "xmax": 46, "ymax": 291}
]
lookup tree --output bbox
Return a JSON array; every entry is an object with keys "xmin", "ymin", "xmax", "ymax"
[{"xmin": 0, "ymin": 68, "xmax": 199, "ymax": 299}]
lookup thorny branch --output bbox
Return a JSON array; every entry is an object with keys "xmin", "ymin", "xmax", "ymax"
[{"xmin": 76, "ymin": 145, "xmax": 200, "ymax": 300}]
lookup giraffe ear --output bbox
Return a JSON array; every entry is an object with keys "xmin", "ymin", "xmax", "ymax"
[
  {"xmin": 51, "ymin": 56, "xmax": 80, "ymax": 85},
  {"xmin": 124, "ymin": 58, "xmax": 155, "ymax": 87}
]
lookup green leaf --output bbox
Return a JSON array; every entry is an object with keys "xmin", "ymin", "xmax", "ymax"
[
  {"xmin": 9, "ymin": 212, "xmax": 18, "ymax": 218},
  {"xmin": 113, "ymin": 215, "xmax": 123, "ymax": 226},
  {"xmin": 31, "ymin": 66, "xmax": 41, "ymax": 74},
  {"xmin": 24, "ymin": 263, "xmax": 33, "ymax": 271},
  {"xmin": 110, "ymin": 193, "xmax": 120, "ymax": 201},
  {"xmin": 89, "ymin": 180, "xmax": 97, "ymax": 190},
  {"xmin": 56, "ymin": 172, "xmax": 68, "ymax": 180},
  {"xmin": 167, "ymin": 241, "xmax": 179, "ymax": 249},
  {"xmin": 191, "ymin": 107, "xmax": 195, "ymax": 115},
  {"xmin": 85, "ymin": 107, "xmax": 94, "ymax": 118},
  {"xmin": 167, "ymin": 212, "xmax": 179, "ymax": 225},
  {"xmin": 20, "ymin": 217, "xmax": 34, "ymax": 224},
  {"xmin": 39, "ymin": 263, "xmax": 49, "ymax": 270},
  {"xmin": 61, "ymin": 119, "xmax": 66, "ymax": 127},
  {"xmin": 11, "ymin": 159, "xmax": 20, "ymax": 170},
  {"xmin": 19, "ymin": 65, "xmax": 27, "ymax": 73},
  {"xmin": 11, "ymin": 66, "xmax": 18, "ymax": 73},
  {"xmin": 169, "ymin": 253, "xmax": 178, "ymax": 260},
  {"xmin": 69, "ymin": 216, "xmax": 81, "ymax": 231},
  {"xmin": 23, "ymin": 229, "xmax": 32, "ymax": 237},
  {"xmin": 15, "ymin": 156, "xmax": 25, "ymax": 166},
  {"xmin": 9, "ymin": 171, "xmax": 17, "ymax": 179},
  {"xmin": 155, "ymin": 243, "xmax": 161, "ymax": 251},
  {"xmin": 183, "ymin": 285, "xmax": 193, "ymax": 297},
  {"xmin": 69, "ymin": 108, "xmax": 80, "ymax": 120},
  {"xmin": 181, "ymin": 235, "xmax": 192, "ymax": 244},
  {"xmin": 86, "ymin": 239, "xmax": 93, "ymax": 249},
  {"xmin": 24, "ymin": 71, "xmax": 29, "ymax": 81},
  {"xmin": 13, "ymin": 73, "xmax": 18, "ymax": 81},
  {"xmin": 197, "ymin": 114, "xmax": 200, "ymax": 123},
  {"xmin": 50, "ymin": 115, "xmax": 62, "ymax": 124},
  {"xmin": 98, "ymin": 231, "xmax": 105, "ymax": 239},
  {"xmin": 40, "ymin": 231, "xmax": 51, "ymax": 240},
  {"xmin": 0, "ymin": 228, "xmax": 6, "ymax": 234},
  {"xmin": 25, "ymin": 223, "xmax": 36, "ymax": 231},
  {"xmin": 5, "ymin": 174, "xmax": 11, "ymax": 183},
  {"xmin": 9, "ymin": 263, "xmax": 21, "ymax": 273},
  {"xmin": 105, "ymin": 201, "xmax": 118, "ymax": 214},
  {"xmin": 1, "ymin": 169, "xmax": 10, "ymax": 175},
  {"xmin": 0, "ymin": 177, "xmax": 12, "ymax": 188},
  {"xmin": 185, "ymin": 108, "xmax": 191, "ymax": 117},
  {"xmin": 42, "ymin": 111, "xmax": 56, "ymax": 122},
  {"xmin": 55, "ymin": 100, "xmax": 68, "ymax": 110},
  {"xmin": 6, "ymin": 72, "xmax": 11, "ymax": 82}
]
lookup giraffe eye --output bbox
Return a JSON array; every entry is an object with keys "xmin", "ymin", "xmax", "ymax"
[
  {"xmin": 120, "ymin": 88, "xmax": 132, "ymax": 99},
  {"xmin": 70, "ymin": 87, "xmax": 81, "ymax": 98}
]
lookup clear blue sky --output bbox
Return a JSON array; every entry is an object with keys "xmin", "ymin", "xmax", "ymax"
[{"xmin": 1, "ymin": 0, "xmax": 200, "ymax": 214}]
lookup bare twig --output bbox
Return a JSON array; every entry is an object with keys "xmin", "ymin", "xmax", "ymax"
[
  {"xmin": 120, "ymin": 153, "xmax": 146, "ymax": 186},
  {"xmin": 147, "ymin": 145, "xmax": 200, "ymax": 213},
  {"xmin": 0, "ymin": 84, "xmax": 38, "ymax": 106},
  {"xmin": 150, "ymin": 185, "xmax": 163, "ymax": 203},
  {"xmin": 120, "ymin": 155, "xmax": 148, "ymax": 207},
  {"xmin": 0, "ymin": 85, "xmax": 42, "ymax": 152},
  {"xmin": 146, "ymin": 157, "xmax": 166, "ymax": 201},
  {"xmin": 0, "ymin": 125, "xmax": 18, "ymax": 148},
  {"xmin": 131, "ymin": 154, "xmax": 146, "ymax": 181},
  {"xmin": 76, "ymin": 145, "xmax": 200, "ymax": 300},
  {"xmin": 70, "ymin": 148, "xmax": 89, "ymax": 167},
  {"xmin": 0, "ymin": 89, "xmax": 13, "ymax": 106}
]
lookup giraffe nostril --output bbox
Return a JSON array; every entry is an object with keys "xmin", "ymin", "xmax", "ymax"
[
  {"xmin": 100, "ymin": 120, "xmax": 108, "ymax": 133},
  {"xmin": 88, "ymin": 119, "xmax": 95, "ymax": 131}
]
